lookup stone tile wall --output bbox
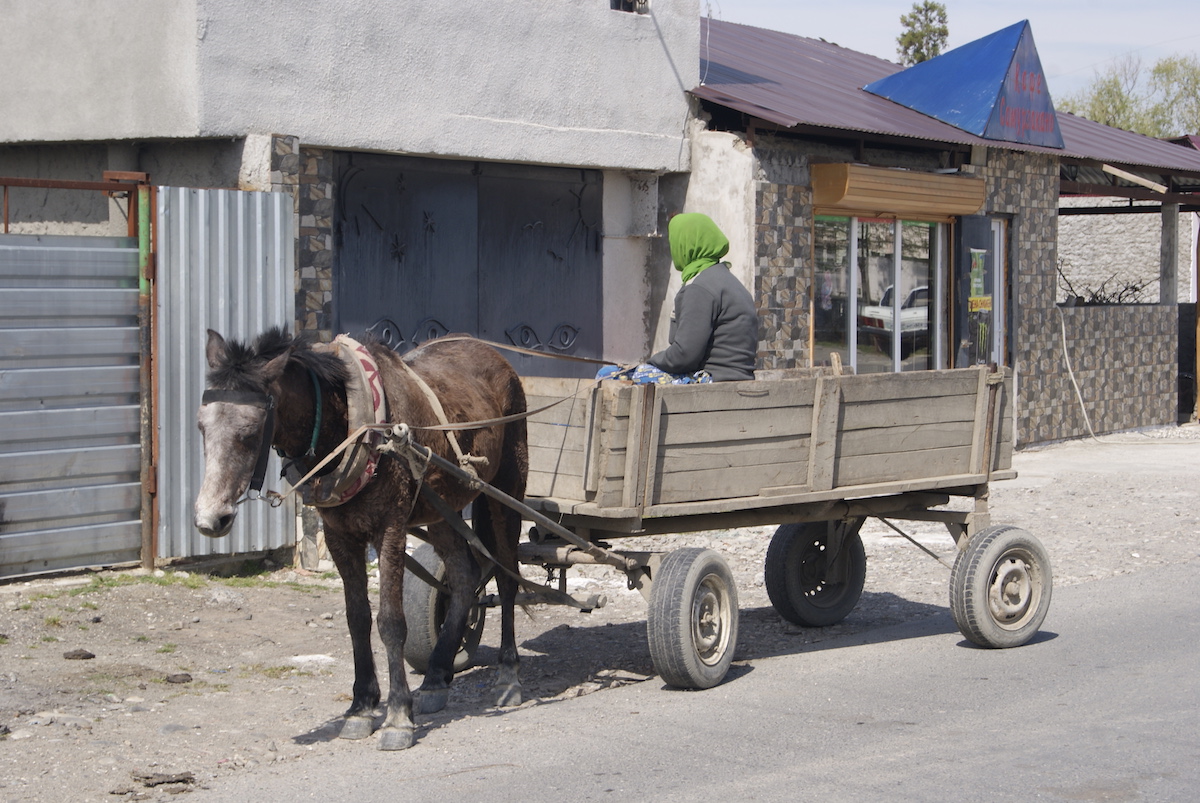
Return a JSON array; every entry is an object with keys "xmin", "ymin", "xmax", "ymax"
[
  {"xmin": 269, "ymin": 135, "xmax": 335, "ymax": 341},
  {"xmin": 1017, "ymin": 304, "xmax": 1178, "ymax": 443},
  {"xmin": 754, "ymin": 179, "xmax": 812, "ymax": 369},
  {"xmin": 966, "ymin": 149, "xmax": 1178, "ymax": 443}
]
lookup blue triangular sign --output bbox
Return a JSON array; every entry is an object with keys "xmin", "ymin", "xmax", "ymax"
[{"xmin": 864, "ymin": 21, "xmax": 1063, "ymax": 149}]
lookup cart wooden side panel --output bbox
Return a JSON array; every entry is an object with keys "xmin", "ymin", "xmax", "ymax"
[{"xmin": 523, "ymin": 366, "xmax": 1012, "ymax": 518}]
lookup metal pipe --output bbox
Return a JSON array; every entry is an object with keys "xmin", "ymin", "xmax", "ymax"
[{"xmin": 138, "ymin": 185, "xmax": 155, "ymax": 570}]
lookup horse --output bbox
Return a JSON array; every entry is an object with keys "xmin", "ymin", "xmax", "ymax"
[{"xmin": 193, "ymin": 327, "xmax": 528, "ymax": 751}]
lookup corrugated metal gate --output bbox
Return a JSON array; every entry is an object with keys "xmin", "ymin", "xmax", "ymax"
[
  {"xmin": 0, "ymin": 234, "xmax": 143, "ymax": 577},
  {"xmin": 0, "ymin": 186, "xmax": 295, "ymax": 579},
  {"xmin": 156, "ymin": 187, "xmax": 296, "ymax": 561}
]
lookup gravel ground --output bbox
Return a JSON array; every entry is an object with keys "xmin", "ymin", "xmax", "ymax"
[{"xmin": 1, "ymin": 425, "xmax": 1198, "ymax": 801}]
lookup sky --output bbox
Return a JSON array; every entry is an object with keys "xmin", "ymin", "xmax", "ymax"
[{"xmin": 706, "ymin": 0, "xmax": 1200, "ymax": 99}]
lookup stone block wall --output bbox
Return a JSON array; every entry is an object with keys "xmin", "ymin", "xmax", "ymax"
[{"xmin": 269, "ymin": 135, "xmax": 335, "ymax": 340}]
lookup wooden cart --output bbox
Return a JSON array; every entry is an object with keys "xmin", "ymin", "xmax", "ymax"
[{"xmin": 404, "ymin": 365, "xmax": 1052, "ymax": 690}]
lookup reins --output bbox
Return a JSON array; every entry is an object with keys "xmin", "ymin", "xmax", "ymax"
[{"xmin": 212, "ymin": 335, "xmax": 625, "ymax": 508}]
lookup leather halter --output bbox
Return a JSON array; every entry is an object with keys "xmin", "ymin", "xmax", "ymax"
[{"xmin": 200, "ymin": 388, "xmax": 276, "ymax": 497}]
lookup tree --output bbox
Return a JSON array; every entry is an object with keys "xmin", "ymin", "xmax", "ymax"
[
  {"xmin": 896, "ymin": 1, "xmax": 948, "ymax": 66},
  {"xmin": 1060, "ymin": 53, "xmax": 1200, "ymax": 137}
]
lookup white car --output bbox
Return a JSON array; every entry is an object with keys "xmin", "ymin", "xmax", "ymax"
[{"xmin": 857, "ymin": 285, "xmax": 929, "ymax": 357}]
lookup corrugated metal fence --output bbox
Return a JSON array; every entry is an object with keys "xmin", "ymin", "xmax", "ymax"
[
  {"xmin": 0, "ymin": 234, "xmax": 143, "ymax": 577},
  {"xmin": 156, "ymin": 187, "xmax": 296, "ymax": 561}
]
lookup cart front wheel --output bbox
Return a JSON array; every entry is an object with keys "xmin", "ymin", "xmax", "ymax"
[
  {"xmin": 403, "ymin": 542, "xmax": 486, "ymax": 674},
  {"xmin": 765, "ymin": 519, "xmax": 866, "ymax": 627},
  {"xmin": 950, "ymin": 525, "xmax": 1052, "ymax": 648},
  {"xmin": 647, "ymin": 548, "xmax": 739, "ymax": 690}
]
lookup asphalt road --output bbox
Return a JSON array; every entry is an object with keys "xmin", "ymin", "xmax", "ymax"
[{"xmin": 197, "ymin": 557, "xmax": 1200, "ymax": 802}]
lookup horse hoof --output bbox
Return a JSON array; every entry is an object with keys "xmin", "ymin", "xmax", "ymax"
[
  {"xmin": 339, "ymin": 716, "xmax": 375, "ymax": 741},
  {"xmin": 414, "ymin": 688, "xmax": 450, "ymax": 715},
  {"xmin": 494, "ymin": 683, "xmax": 522, "ymax": 708},
  {"xmin": 378, "ymin": 726, "xmax": 415, "ymax": 751}
]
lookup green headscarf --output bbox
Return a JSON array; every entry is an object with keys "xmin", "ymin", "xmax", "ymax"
[{"xmin": 669, "ymin": 213, "xmax": 730, "ymax": 284}]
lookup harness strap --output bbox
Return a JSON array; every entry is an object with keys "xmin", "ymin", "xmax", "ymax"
[
  {"xmin": 397, "ymin": 357, "xmax": 488, "ymax": 475},
  {"xmin": 248, "ymin": 397, "xmax": 276, "ymax": 494},
  {"xmin": 416, "ymin": 483, "xmax": 594, "ymax": 611}
]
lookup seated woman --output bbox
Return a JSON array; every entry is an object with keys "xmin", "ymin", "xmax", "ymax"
[{"xmin": 598, "ymin": 212, "xmax": 758, "ymax": 384}]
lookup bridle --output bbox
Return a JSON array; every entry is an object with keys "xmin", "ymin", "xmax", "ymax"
[
  {"xmin": 201, "ymin": 367, "xmax": 326, "ymax": 505},
  {"xmin": 200, "ymin": 388, "xmax": 276, "ymax": 502}
]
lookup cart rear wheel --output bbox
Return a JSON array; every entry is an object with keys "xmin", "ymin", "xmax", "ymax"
[
  {"xmin": 403, "ymin": 542, "xmax": 486, "ymax": 674},
  {"xmin": 950, "ymin": 525, "xmax": 1052, "ymax": 648},
  {"xmin": 765, "ymin": 519, "xmax": 866, "ymax": 627},
  {"xmin": 647, "ymin": 548, "xmax": 738, "ymax": 690}
]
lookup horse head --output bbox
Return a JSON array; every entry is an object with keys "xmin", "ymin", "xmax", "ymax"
[{"xmin": 194, "ymin": 328, "xmax": 291, "ymax": 537}]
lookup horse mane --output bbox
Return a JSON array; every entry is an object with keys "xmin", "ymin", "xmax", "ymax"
[{"xmin": 207, "ymin": 326, "xmax": 350, "ymax": 392}]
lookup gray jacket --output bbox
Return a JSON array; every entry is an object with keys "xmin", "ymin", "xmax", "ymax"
[{"xmin": 650, "ymin": 263, "xmax": 757, "ymax": 381}]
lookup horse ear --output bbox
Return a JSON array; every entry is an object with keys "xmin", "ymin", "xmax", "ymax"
[
  {"xmin": 205, "ymin": 330, "xmax": 227, "ymax": 370},
  {"xmin": 262, "ymin": 348, "xmax": 292, "ymax": 383}
]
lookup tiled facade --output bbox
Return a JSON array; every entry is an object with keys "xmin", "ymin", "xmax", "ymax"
[
  {"xmin": 269, "ymin": 135, "xmax": 335, "ymax": 341},
  {"xmin": 967, "ymin": 149, "xmax": 1178, "ymax": 443},
  {"xmin": 754, "ymin": 180, "xmax": 813, "ymax": 369},
  {"xmin": 746, "ymin": 142, "xmax": 1179, "ymax": 444}
]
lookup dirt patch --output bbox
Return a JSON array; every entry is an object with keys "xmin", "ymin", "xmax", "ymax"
[{"xmin": 2, "ymin": 427, "xmax": 1199, "ymax": 801}]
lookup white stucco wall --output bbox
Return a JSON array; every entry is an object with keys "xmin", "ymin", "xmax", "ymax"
[
  {"xmin": 2, "ymin": 0, "xmax": 698, "ymax": 174},
  {"xmin": 0, "ymin": 0, "xmax": 199, "ymax": 142},
  {"xmin": 641, "ymin": 124, "xmax": 755, "ymax": 353}
]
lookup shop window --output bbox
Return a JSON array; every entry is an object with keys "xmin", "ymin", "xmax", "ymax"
[{"xmin": 814, "ymin": 216, "xmax": 948, "ymax": 373}]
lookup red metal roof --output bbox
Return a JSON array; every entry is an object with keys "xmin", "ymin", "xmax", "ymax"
[{"xmin": 694, "ymin": 19, "xmax": 1200, "ymax": 179}]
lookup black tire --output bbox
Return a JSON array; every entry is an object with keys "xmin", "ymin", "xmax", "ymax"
[
  {"xmin": 647, "ymin": 548, "xmax": 739, "ymax": 690},
  {"xmin": 402, "ymin": 542, "xmax": 486, "ymax": 674},
  {"xmin": 950, "ymin": 525, "xmax": 1052, "ymax": 648},
  {"xmin": 764, "ymin": 519, "xmax": 866, "ymax": 627}
]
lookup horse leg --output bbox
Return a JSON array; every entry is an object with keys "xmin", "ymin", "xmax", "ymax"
[
  {"xmin": 326, "ymin": 533, "xmax": 380, "ymax": 741},
  {"xmin": 476, "ymin": 495, "xmax": 523, "ymax": 707},
  {"xmin": 412, "ymin": 522, "xmax": 480, "ymax": 715},
  {"xmin": 374, "ymin": 526, "xmax": 416, "ymax": 750}
]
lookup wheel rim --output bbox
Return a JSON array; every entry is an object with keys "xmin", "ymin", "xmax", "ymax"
[
  {"xmin": 987, "ymin": 548, "xmax": 1042, "ymax": 630},
  {"xmin": 796, "ymin": 536, "xmax": 847, "ymax": 607},
  {"xmin": 691, "ymin": 572, "xmax": 733, "ymax": 667}
]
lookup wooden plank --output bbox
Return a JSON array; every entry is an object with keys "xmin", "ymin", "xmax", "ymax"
[
  {"xmin": 656, "ymin": 438, "xmax": 809, "ymax": 473},
  {"xmin": 527, "ymin": 422, "xmax": 589, "ymax": 452},
  {"xmin": 656, "ymin": 404, "xmax": 815, "ymax": 446},
  {"xmin": 968, "ymin": 366, "xmax": 990, "ymax": 472},
  {"xmin": 837, "ymin": 367, "xmax": 981, "ymax": 404},
  {"xmin": 640, "ymin": 471, "xmax": 992, "ymax": 520},
  {"xmin": 838, "ymin": 395, "xmax": 976, "ymax": 431},
  {"xmin": 809, "ymin": 376, "xmax": 841, "ymax": 492},
  {"xmin": 836, "ymin": 420, "xmax": 975, "ymax": 457},
  {"xmin": 655, "ymin": 379, "xmax": 817, "ymax": 415},
  {"xmin": 619, "ymin": 386, "xmax": 645, "ymax": 509},
  {"xmin": 654, "ymin": 456, "xmax": 810, "ymax": 504},
  {"xmin": 834, "ymin": 446, "xmax": 972, "ymax": 487},
  {"xmin": 526, "ymin": 469, "xmax": 584, "ymax": 501},
  {"xmin": 642, "ymin": 390, "xmax": 664, "ymax": 507},
  {"xmin": 527, "ymin": 443, "xmax": 585, "ymax": 477},
  {"xmin": 652, "ymin": 438, "xmax": 810, "ymax": 504},
  {"xmin": 583, "ymin": 386, "xmax": 602, "ymax": 493}
]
